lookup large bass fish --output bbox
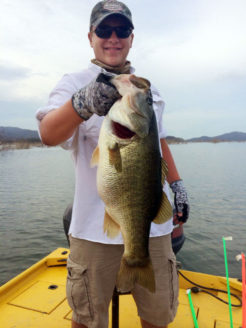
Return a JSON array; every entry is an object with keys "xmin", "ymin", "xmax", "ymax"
[{"xmin": 91, "ymin": 74, "xmax": 173, "ymax": 293}]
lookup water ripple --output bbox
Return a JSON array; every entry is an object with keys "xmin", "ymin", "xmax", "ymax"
[{"xmin": 1, "ymin": 143, "xmax": 246, "ymax": 285}]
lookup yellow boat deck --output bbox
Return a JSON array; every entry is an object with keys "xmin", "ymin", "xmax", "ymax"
[{"xmin": 0, "ymin": 248, "xmax": 242, "ymax": 327}]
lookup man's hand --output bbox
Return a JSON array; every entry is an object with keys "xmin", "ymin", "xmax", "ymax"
[
  {"xmin": 170, "ymin": 180, "xmax": 189, "ymax": 224},
  {"xmin": 72, "ymin": 73, "xmax": 121, "ymax": 120}
]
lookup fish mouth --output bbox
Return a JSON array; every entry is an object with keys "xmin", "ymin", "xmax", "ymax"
[{"xmin": 112, "ymin": 121, "xmax": 136, "ymax": 139}]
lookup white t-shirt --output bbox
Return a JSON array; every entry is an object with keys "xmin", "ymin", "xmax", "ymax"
[{"xmin": 36, "ymin": 63, "xmax": 173, "ymax": 244}]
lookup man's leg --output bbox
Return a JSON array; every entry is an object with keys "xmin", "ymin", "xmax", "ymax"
[
  {"xmin": 132, "ymin": 235, "xmax": 179, "ymax": 328},
  {"xmin": 72, "ymin": 320, "xmax": 87, "ymax": 328},
  {"xmin": 67, "ymin": 236, "xmax": 124, "ymax": 328},
  {"xmin": 141, "ymin": 318, "xmax": 167, "ymax": 328}
]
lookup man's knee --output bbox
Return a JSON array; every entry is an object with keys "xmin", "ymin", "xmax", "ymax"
[{"xmin": 72, "ymin": 319, "xmax": 88, "ymax": 328}]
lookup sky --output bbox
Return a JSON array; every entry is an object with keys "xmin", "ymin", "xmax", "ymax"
[{"xmin": 1, "ymin": 0, "xmax": 246, "ymax": 139}]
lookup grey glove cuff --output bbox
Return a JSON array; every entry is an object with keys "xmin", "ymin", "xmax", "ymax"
[
  {"xmin": 72, "ymin": 73, "xmax": 121, "ymax": 121},
  {"xmin": 170, "ymin": 179, "xmax": 185, "ymax": 194},
  {"xmin": 170, "ymin": 179, "xmax": 189, "ymax": 223}
]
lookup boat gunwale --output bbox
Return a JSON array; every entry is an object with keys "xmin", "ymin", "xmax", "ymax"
[{"xmin": 0, "ymin": 248, "xmax": 68, "ymax": 301}]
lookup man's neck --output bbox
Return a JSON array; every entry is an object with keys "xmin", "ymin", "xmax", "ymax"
[{"xmin": 91, "ymin": 59, "xmax": 131, "ymax": 74}]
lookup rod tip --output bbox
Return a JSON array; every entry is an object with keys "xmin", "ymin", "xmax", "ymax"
[
  {"xmin": 223, "ymin": 236, "xmax": 233, "ymax": 241},
  {"xmin": 235, "ymin": 254, "xmax": 242, "ymax": 261}
]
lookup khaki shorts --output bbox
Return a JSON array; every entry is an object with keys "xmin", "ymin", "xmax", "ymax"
[{"xmin": 66, "ymin": 234, "xmax": 179, "ymax": 327}]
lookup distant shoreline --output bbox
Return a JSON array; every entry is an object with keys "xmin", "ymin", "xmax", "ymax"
[
  {"xmin": 1, "ymin": 139, "xmax": 245, "ymax": 151},
  {"xmin": 1, "ymin": 127, "xmax": 246, "ymax": 148},
  {"xmin": 166, "ymin": 139, "xmax": 246, "ymax": 145},
  {"xmin": 0, "ymin": 140, "xmax": 43, "ymax": 151}
]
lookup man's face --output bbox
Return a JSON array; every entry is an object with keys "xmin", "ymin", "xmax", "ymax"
[{"xmin": 88, "ymin": 16, "xmax": 134, "ymax": 67}]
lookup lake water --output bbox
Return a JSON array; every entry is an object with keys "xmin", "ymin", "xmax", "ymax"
[{"xmin": 0, "ymin": 143, "xmax": 246, "ymax": 285}]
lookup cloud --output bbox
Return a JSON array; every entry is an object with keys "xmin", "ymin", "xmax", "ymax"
[
  {"xmin": 131, "ymin": 0, "xmax": 246, "ymax": 88},
  {"xmin": 0, "ymin": 0, "xmax": 96, "ymax": 103},
  {"xmin": 0, "ymin": 0, "xmax": 245, "ymax": 137},
  {"xmin": 0, "ymin": 99, "xmax": 39, "ymax": 130},
  {"xmin": 0, "ymin": 64, "xmax": 31, "ymax": 81}
]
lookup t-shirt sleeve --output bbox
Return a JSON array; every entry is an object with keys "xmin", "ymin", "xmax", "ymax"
[
  {"xmin": 151, "ymin": 85, "xmax": 167, "ymax": 139},
  {"xmin": 36, "ymin": 74, "xmax": 77, "ymax": 123}
]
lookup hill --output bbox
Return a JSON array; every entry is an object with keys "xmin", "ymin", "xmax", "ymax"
[
  {"xmin": 187, "ymin": 131, "xmax": 246, "ymax": 142},
  {"xmin": 0, "ymin": 126, "xmax": 39, "ymax": 142},
  {"xmin": 1, "ymin": 127, "xmax": 245, "ymax": 146},
  {"xmin": 165, "ymin": 136, "xmax": 186, "ymax": 144}
]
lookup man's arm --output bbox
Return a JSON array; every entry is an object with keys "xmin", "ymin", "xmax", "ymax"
[
  {"xmin": 160, "ymin": 138, "xmax": 180, "ymax": 184},
  {"xmin": 160, "ymin": 138, "xmax": 190, "ymax": 223},
  {"xmin": 39, "ymin": 73, "xmax": 120, "ymax": 146},
  {"xmin": 40, "ymin": 99, "xmax": 83, "ymax": 146}
]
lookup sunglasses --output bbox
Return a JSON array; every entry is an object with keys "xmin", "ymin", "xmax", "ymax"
[{"xmin": 94, "ymin": 25, "xmax": 133, "ymax": 39}]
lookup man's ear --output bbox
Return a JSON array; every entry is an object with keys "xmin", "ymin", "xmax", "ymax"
[
  {"xmin": 88, "ymin": 32, "xmax": 93, "ymax": 48},
  {"xmin": 130, "ymin": 33, "xmax": 134, "ymax": 48}
]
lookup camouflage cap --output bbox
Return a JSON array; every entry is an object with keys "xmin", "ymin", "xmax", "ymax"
[{"xmin": 90, "ymin": 0, "xmax": 134, "ymax": 29}]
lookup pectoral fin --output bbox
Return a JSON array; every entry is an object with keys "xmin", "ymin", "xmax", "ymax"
[
  {"xmin": 108, "ymin": 143, "xmax": 122, "ymax": 172},
  {"xmin": 104, "ymin": 210, "xmax": 121, "ymax": 238},
  {"xmin": 91, "ymin": 146, "xmax": 100, "ymax": 167},
  {"xmin": 153, "ymin": 192, "xmax": 173, "ymax": 224}
]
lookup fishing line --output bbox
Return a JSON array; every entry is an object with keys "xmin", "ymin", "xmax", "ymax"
[
  {"xmin": 178, "ymin": 270, "xmax": 242, "ymax": 308},
  {"xmin": 186, "ymin": 288, "xmax": 199, "ymax": 328}
]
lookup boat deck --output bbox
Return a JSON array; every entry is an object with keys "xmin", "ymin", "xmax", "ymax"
[{"xmin": 0, "ymin": 248, "xmax": 242, "ymax": 327}]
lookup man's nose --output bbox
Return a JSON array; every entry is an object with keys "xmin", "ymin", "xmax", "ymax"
[{"xmin": 109, "ymin": 31, "xmax": 119, "ymax": 41}]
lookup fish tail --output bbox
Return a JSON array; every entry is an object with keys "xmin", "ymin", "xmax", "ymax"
[{"xmin": 116, "ymin": 256, "xmax": 156, "ymax": 293}]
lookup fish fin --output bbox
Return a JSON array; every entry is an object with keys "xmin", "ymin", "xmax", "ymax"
[
  {"xmin": 91, "ymin": 146, "xmax": 99, "ymax": 167},
  {"xmin": 116, "ymin": 257, "xmax": 155, "ymax": 293},
  {"xmin": 108, "ymin": 143, "xmax": 122, "ymax": 172},
  {"xmin": 161, "ymin": 158, "xmax": 168, "ymax": 185},
  {"xmin": 153, "ymin": 192, "xmax": 173, "ymax": 224},
  {"xmin": 104, "ymin": 210, "xmax": 121, "ymax": 239}
]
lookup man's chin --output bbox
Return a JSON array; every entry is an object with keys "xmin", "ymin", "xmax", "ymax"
[{"xmin": 105, "ymin": 58, "xmax": 125, "ymax": 67}]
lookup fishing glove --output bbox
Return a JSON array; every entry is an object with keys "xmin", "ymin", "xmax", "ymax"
[
  {"xmin": 170, "ymin": 180, "xmax": 189, "ymax": 223},
  {"xmin": 71, "ymin": 73, "xmax": 121, "ymax": 120}
]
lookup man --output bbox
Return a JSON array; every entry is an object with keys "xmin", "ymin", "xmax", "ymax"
[{"xmin": 36, "ymin": 1, "xmax": 189, "ymax": 327}]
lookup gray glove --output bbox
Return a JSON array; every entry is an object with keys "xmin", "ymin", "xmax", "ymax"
[
  {"xmin": 170, "ymin": 180, "xmax": 189, "ymax": 223},
  {"xmin": 71, "ymin": 73, "xmax": 121, "ymax": 120}
]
